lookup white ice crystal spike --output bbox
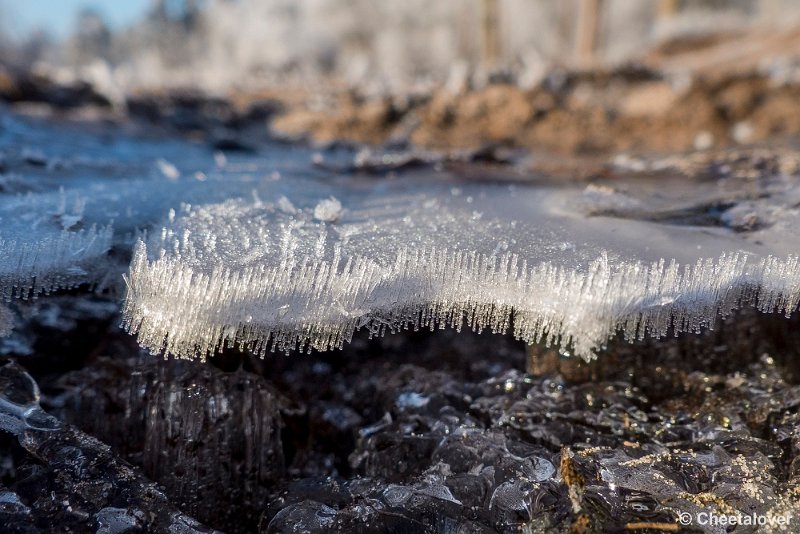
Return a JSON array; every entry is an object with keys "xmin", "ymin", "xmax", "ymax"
[
  {"xmin": 123, "ymin": 217, "xmax": 800, "ymax": 361},
  {"xmin": 3, "ymin": 112, "xmax": 799, "ymax": 356},
  {"xmin": 313, "ymin": 197, "xmax": 343, "ymax": 222},
  {"xmin": 0, "ymin": 226, "xmax": 113, "ymax": 303},
  {"xmin": 0, "ymin": 111, "xmax": 345, "ymax": 316}
]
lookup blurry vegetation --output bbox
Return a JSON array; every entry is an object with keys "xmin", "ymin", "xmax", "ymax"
[{"xmin": 1, "ymin": 0, "xmax": 800, "ymax": 95}]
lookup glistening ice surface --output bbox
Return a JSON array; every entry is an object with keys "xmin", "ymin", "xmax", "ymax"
[
  {"xmin": 1, "ymin": 112, "xmax": 799, "ymax": 360},
  {"xmin": 123, "ymin": 171, "xmax": 800, "ymax": 360}
]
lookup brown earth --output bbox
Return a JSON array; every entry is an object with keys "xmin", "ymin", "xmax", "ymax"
[
  {"xmin": 268, "ymin": 69, "xmax": 800, "ymax": 156},
  {"xmin": 6, "ymin": 27, "xmax": 800, "ymax": 159},
  {"xmin": 265, "ymin": 26, "xmax": 800, "ymax": 156}
]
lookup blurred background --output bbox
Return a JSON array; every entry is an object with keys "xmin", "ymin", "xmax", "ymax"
[
  {"xmin": 4, "ymin": 0, "xmax": 800, "ymax": 155},
  {"xmin": 5, "ymin": 0, "xmax": 800, "ymax": 92}
]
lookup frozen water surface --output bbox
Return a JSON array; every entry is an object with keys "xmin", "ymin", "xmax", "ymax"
[
  {"xmin": 1, "ymin": 111, "xmax": 799, "ymax": 360},
  {"xmin": 121, "ymin": 160, "xmax": 800, "ymax": 360}
]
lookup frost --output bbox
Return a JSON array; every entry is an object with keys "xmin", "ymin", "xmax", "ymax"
[
  {"xmin": 122, "ymin": 169, "xmax": 800, "ymax": 361},
  {"xmin": 0, "ymin": 154, "xmax": 112, "ymax": 304},
  {"xmin": 123, "ymin": 235, "xmax": 800, "ymax": 361},
  {"xmin": 157, "ymin": 159, "xmax": 181, "ymax": 180},
  {"xmin": 276, "ymin": 195, "xmax": 297, "ymax": 215},
  {"xmin": 2, "ymin": 112, "xmax": 799, "ymax": 360},
  {"xmin": 0, "ymin": 112, "xmax": 311, "ymax": 309},
  {"xmin": 313, "ymin": 196, "xmax": 343, "ymax": 222},
  {"xmin": 0, "ymin": 226, "xmax": 112, "ymax": 301},
  {"xmin": 54, "ymin": 187, "xmax": 86, "ymax": 230}
]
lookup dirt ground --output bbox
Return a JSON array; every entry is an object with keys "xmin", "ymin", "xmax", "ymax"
[
  {"xmin": 263, "ymin": 27, "xmax": 800, "ymax": 157},
  {"xmin": 266, "ymin": 70, "xmax": 800, "ymax": 156},
  {"xmin": 5, "ymin": 27, "xmax": 800, "ymax": 161}
]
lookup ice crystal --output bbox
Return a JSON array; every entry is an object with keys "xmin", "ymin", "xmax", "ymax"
[
  {"xmin": 0, "ymin": 182, "xmax": 111, "ymax": 304},
  {"xmin": 122, "ymin": 171, "xmax": 800, "ymax": 360},
  {"xmin": 0, "ymin": 111, "xmax": 314, "ymax": 308},
  {"xmin": 2, "ymin": 112, "xmax": 799, "ymax": 359},
  {"xmin": 313, "ymin": 196, "xmax": 343, "ymax": 222},
  {"xmin": 123, "ymin": 237, "xmax": 800, "ymax": 361},
  {"xmin": 0, "ymin": 226, "xmax": 112, "ymax": 301},
  {"xmin": 0, "ymin": 304, "xmax": 13, "ymax": 337}
]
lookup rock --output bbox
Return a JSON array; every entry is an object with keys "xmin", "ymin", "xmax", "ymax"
[
  {"xmin": 55, "ymin": 357, "xmax": 286, "ymax": 533},
  {"xmin": 2, "ymin": 71, "xmax": 110, "ymax": 109},
  {"xmin": 0, "ymin": 361, "xmax": 216, "ymax": 533},
  {"xmin": 258, "ymin": 315, "xmax": 800, "ymax": 531}
]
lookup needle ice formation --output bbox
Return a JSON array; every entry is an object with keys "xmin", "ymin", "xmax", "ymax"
[
  {"xmin": 0, "ymin": 111, "xmax": 320, "ymax": 304},
  {"xmin": 122, "ymin": 171, "xmax": 800, "ymax": 361},
  {"xmin": 0, "ymin": 185, "xmax": 112, "ymax": 302},
  {"xmin": 1, "ymin": 112, "xmax": 799, "ymax": 360}
]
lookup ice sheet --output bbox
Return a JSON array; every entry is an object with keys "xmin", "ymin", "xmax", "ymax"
[
  {"xmin": 1, "ymin": 112, "xmax": 798, "ymax": 360},
  {"xmin": 122, "ymin": 170, "xmax": 800, "ymax": 360}
]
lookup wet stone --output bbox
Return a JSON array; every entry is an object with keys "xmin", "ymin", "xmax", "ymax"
[
  {"xmin": 3, "ymin": 298, "xmax": 800, "ymax": 532},
  {"xmin": 0, "ymin": 485, "xmax": 37, "ymax": 533},
  {"xmin": 53, "ymin": 356, "xmax": 286, "ymax": 533},
  {"xmin": 254, "ymin": 319, "xmax": 800, "ymax": 532},
  {"xmin": 0, "ymin": 361, "xmax": 216, "ymax": 533}
]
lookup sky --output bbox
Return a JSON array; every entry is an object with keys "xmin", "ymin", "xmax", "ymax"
[{"xmin": 1, "ymin": 0, "xmax": 150, "ymax": 39}]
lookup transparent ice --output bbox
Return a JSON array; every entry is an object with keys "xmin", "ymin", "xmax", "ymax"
[{"xmin": 2, "ymin": 112, "xmax": 800, "ymax": 360}]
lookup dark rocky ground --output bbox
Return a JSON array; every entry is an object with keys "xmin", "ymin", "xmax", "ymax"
[{"xmin": 2, "ymin": 293, "xmax": 799, "ymax": 533}]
